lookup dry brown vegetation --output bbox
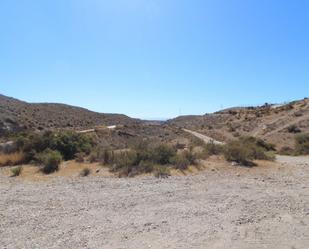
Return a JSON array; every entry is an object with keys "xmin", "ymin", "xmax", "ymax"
[
  {"xmin": 0, "ymin": 152, "xmax": 25, "ymax": 167},
  {"xmin": 1, "ymin": 94, "xmax": 308, "ymax": 179},
  {"xmin": 168, "ymin": 98, "xmax": 309, "ymax": 150}
]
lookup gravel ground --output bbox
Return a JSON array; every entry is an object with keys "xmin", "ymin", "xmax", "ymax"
[{"xmin": 1, "ymin": 156, "xmax": 309, "ymax": 249}]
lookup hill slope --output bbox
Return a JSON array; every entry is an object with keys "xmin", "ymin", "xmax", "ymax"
[
  {"xmin": 168, "ymin": 99, "xmax": 309, "ymax": 150},
  {"xmin": 0, "ymin": 94, "xmax": 140, "ymax": 134}
]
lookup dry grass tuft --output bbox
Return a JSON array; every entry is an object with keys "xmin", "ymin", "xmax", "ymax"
[{"xmin": 0, "ymin": 152, "xmax": 25, "ymax": 167}]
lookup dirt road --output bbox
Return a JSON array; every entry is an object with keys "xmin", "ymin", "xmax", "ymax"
[
  {"xmin": 1, "ymin": 156, "xmax": 308, "ymax": 249},
  {"xmin": 183, "ymin": 128, "xmax": 225, "ymax": 144}
]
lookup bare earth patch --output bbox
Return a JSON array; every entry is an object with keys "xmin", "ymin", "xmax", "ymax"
[{"xmin": 0, "ymin": 157, "xmax": 308, "ymax": 249}]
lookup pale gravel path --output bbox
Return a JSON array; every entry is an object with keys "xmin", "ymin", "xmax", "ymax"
[
  {"xmin": 183, "ymin": 129, "xmax": 225, "ymax": 145},
  {"xmin": 1, "ymin": 157, "xmax": 309, "ymax": 249}
]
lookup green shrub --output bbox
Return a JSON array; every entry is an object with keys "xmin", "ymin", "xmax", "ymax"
[
  {"xmin": 203, "ymin": 141, "xmax": 224, "ymax": 156},
  {"xmin": 182, "ymin": 150, "xmax": 198, "ymax": 165},
  {"xmin": 152, "ymin": 144, "xmax": 176, "ymax": 165},
  {"xmin": 138, "ymin": 160, "xmax": 155, "ymax": 173},
  {"xmin": 50, "ymin": 131, "xmax": 93, "ymax": 160},
  {"xmin": 14, "ymin": 131, "xmax": 93, "ymax": 162},
  {"xmin": 169, "ymin": 149, "xmax": 198, "ymax": 170},
  {"xmin": 295, "ymin": 133, "xmax": 309, "ymax": 155},
  {"xmin": 80, "ymin": 168, "xmax": 91, "ymax": 177},
  {"xmin": 102, "ymin": 149, "xmax": 114, "ymax": 164},
  {"xmin": 170, "ymin": 154, "xmax": 190, "ymax": 170},
  {"xmin": 88, "ymin": 148, "xmax": 115, "ymax": 164},
  {"xmin": 93, "ymin": 142, "xmax": 184, "ymax": 176},
  {"xmin": 109, "ymin": 150, "xmax": 138, "ymax": 175},
  {"xmin": 224, "ymin": 137, "xmax": 275, "ymax": 166},
  {"xmin": 10, "ymin": 166, "xmax": 22, "ymax": 177},
  {"xmin": 224, "ymin": 141, "xmax": 254, "ymax": 166},
  {"xmin": 105, "ymin": 143, "xmax": 177, "ymax": 176},
  {"xmin": 36, "ymin": 150, "xmax": 62, "ymax": 174},
  {"xmin": 112, "ymin": 156, "xmax": 156, "ymax": 177},
  {"xmin": 15, "ymin": 132, "xmax": 52, "ymax": 162}
]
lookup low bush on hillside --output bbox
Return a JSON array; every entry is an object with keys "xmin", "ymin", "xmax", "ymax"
[
  {"xmin": 279, "ymin": 146, "xmax": 295, "ymax": 156},
  {"xmin": 295, "ymin": 133, "xmax": 309, "ymax": 155},
  {"xmin": 103, "ymin": 142, "xmax": 200, "ymax": 176},
  {"xmin": 14, "ymin": 131, "xmax": 93, "ymax": 163},
  {"xmin": 109, "ymin": 150, "xmax": 138, "ymax": 175},
  {"xmin": 154, "ymin": 166, "xmax": 170, "ymax": 178},
  {"xmin": 170, "ymin": 154, "xmax": 190, "ymax": 170},
  {"xmin": 190, "ymin": 136, "xmax": 205, "ymax": 147},
  {"xmin": 152, "ymin": 144, "xmax": 177, "ymax": 165},
  {"xmin": 88, "ymin": 147, "xmax": 116, "ymax": 164},
  {"xmin": 170, "ymin": 149, "xmax": 198, "ymax": 170},
  {"xmin": 287, "ymin": 125, "xmax": 301, "ymax": 133},
  {"xmin": 75, "ymin": 152, "xmax": 86, "ymax": 163},
  {"xmin": 36, "ymin": 149, "xmax": 62, "ymax": 174},
  {"xmin": 224, "ymin": 137, "xmax": 275, "ymax": 166},
  {"xmin": 137, "ymin": 160, "xmax": 155, "ymax": 173},
  {"xmin": 203, "ymin": 141, "xmax": 225, "ymax": 156},
  {"xmin": 255, "ymin": 138, "xmax": 276, "ymax": 151},
  {"xmin": 10, "ymin": 166, "xmax": 23, "ymax": 177}
]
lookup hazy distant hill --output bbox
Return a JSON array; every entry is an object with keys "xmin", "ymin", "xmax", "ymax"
[{"xmin": 0, "ymin": 94, "xmax": 140, "ymax": 134}]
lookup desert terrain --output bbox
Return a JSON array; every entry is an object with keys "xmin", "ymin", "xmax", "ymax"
[
  {"xmin": 1, "ymin": 155, "xmax": 309, "ymax": 249},
  {"xmin": 0, "ymin": 94, "xmax": 309, "ymax": 249},
  {"xmin": 1, "ymin": 1, "xmax": 308, "ymax": 248},
  {"xmin": 168, "ymin": 98, "xmax": 309, "ymax": 151}
]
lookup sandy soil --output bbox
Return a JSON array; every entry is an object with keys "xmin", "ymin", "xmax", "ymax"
[{"xmin": 0, "ymin": 156, "xmax": 309, "ymax": 249}]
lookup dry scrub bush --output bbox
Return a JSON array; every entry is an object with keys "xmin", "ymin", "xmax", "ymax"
[
  {"xmin": 170, "ymin": 154, "xmax": 190, "ymax": 170},
  {"xmin": 75, "ymin": 152, "xmax": 86, "ymax": 163},
  {"xmin": 279, "ymin": 146, "xmax": 294, "ymax": 155},
  {"xmin": 14, "ymin": 131, "xmax": 93, "ymax": 162},
  {"xmin": 154, "ymin": 166, "xmax": 170, "ymax": 178},
  {"xmin": 11, "ymin": 166, "xmax": 23, "ymax": 177},
  {"xmin": 36, "ymin": 150, "xmax": 62, "ymax": 174},
  {"xmin": 80, "ymin": 168, "xmax": 91, "ymax": 177},
  {"xmin": 0, "ymin": 152, "xmax": 25, "ymax": 166},
  {"xmin": 287, "ymin": 125, "xmax": 301, "ymax": 133},
  {"xmin": 295, "ymin": 133, "xmax": 309, "ymax": 155},
  {"xmin": 104, "ymin": 143, "xmax": 178, "ymax": 176},
  {"xmin": 203, "ymin": 142, "xmax": 224, "ymax": 156},
  {"xmin": 224, "ymin": 137, "xmax": 275, "ymax": 166}
]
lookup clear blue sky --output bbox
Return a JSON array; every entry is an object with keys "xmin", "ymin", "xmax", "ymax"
[{"xmin": 0, "ymin": 0, "xmax": 308, "ymax": 119}]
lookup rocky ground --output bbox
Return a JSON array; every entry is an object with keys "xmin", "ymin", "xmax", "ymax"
[
  {"xmin": 168, "ymin": 98, "xmax": 309, "ymax": 150},
  {"xmin": 1, "ymin": 156, "xmax": 309, "ymax": 249}
]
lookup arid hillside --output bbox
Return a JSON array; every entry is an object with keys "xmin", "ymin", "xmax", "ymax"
[
  {"xmin": 0, "ymin": 94, "xmax": 193, "ymax": 149},
  {"xmin": 168, "ymin": 98, "xmax": 309, "ymax": 150},
  {"xmin": 1, "ymin": 94, "xmax": 308, "ymax": 151},
  {"xmin": 0, "ymin": 94, "xmax": 141, "ymax": 135}
]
